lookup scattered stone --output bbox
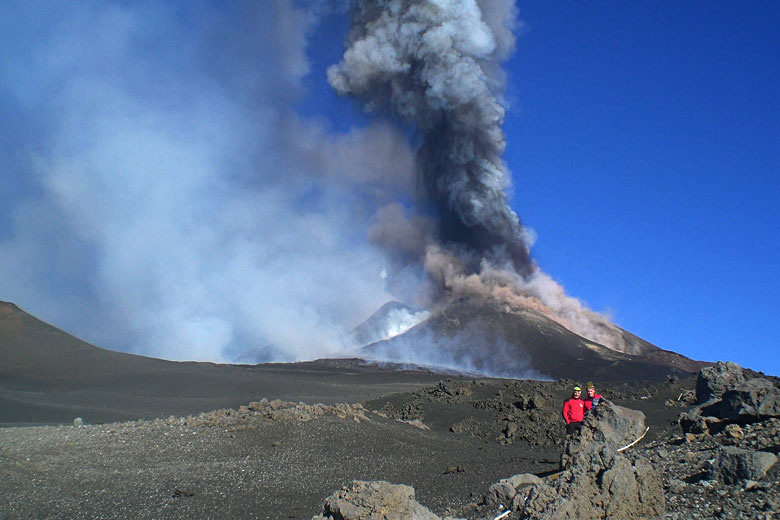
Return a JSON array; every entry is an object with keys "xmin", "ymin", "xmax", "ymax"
[
  {"xmin": 485, "ymin": 473, "xmax": 544, "ymax": 508},
  {"xmin": 721, "ymin": 423, "xmax": 745, "ymax": 445},
  {"xmin": 171, "ymin": 488, "xmax": 196, "ymax": 498},
  {"xmin": 73, "ymin": 417, "xmax": 83, "ymax": 427},
  {"xmin": 449, "ymin": 417, "xmax": 484, "ymax": 437},
  {"xmin": 247, "ymin": 399, "xmax": 267, "ymax": 410}
]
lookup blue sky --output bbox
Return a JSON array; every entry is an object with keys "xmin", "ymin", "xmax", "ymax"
[
  {"xmin": 1, "ymin": 1, "xmax": 778, "ymax": 375},
  {"xmin": 503, "ymin": 2, "xmax": 779, "ymax": 374}
]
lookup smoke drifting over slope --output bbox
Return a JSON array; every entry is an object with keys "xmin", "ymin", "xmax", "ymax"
[
  {"xmin": 330, "ymin": 0, "xmax": 639, "ymax": 355},
  {"xmin": 0, "ymin": 1, "xmax": 408, "ymax": 362}
]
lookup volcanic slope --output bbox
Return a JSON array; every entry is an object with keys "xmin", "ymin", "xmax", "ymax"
[
  {"xmin": 362, "ymin": 295, "xmax": 706, "ymax": 382},
  {"xmin": 0, "ymin": 301, "xmax": 443, "ymax": 426}
]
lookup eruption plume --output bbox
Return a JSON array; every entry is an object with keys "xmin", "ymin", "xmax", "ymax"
[
  {"xmin": 328, "ymin": 0, "xmax": 531, "ymax": 274},
  {"xmin": 330, "ymin": 0, "xmax": 644, "ymax": 355}
]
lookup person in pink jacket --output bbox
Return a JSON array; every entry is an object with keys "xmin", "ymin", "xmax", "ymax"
[
  {"xmin": 584, "ymin": 382, "xmax": 603, "ymax": 412},
  {"xmin": 562, "ymin": 386, "xmax": 585, "ymax": 435}
]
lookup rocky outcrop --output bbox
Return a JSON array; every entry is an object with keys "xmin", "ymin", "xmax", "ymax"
[
  {"xmin": 680, "ymin": 362, "xmax": 780, "ymax": 435},
  {"xmin": 312, "ymin": 480, "xmax": 459, "ymax": 520},
  {"xmin": 482, "ymin": 400, "xmax": 664, "ymax": 520},
  {"xmin": 704, "ymin": 378, "xmax": 780, "ymax": 420},
  {"xmin": 648, "ymin": 416, "xmax": 780, "ymax": 519},
  {"xmin": 695, "ymin": 361, "xmax": 746, "ymax": 403},
  {"xmin": 485, "ymin": 473, "xmax": 544, "ymax": 510},
  {"xmin": 661, "ymin": 362, "xmax": 780, "ymax": 518}
]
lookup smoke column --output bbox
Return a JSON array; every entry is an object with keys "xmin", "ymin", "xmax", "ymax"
[
  {"xmin": 330, "ymin": 0, "xmax": 643, "ymax": 355},
  {"xmin": 329, "ymin": 0, "xmax": 531, "ymax": 274}
]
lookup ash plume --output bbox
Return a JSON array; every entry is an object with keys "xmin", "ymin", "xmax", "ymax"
[
  {"xmin": 330, "ymin": 0, "xmax": 641, "ymax": 355},
  {"xmin": 328, "ymin": 0, "xmax": 531, "ymax": 274}
]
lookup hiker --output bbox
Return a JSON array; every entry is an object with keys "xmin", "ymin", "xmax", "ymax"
[
  {"xmin": 562, "ymin": 386, "xmax": 585, "ymax": 435},
  {"xmin": 584, "ymin": 382, "xmax": 603, "ymax": 412}
]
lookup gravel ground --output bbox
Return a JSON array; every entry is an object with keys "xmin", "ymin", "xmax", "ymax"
[
  {"xmin": 641, "ymin": 419, "xmax": 780, "ymax": 520},
  {"xmin": 5, "ymin": 374, "xmax": 777, "ymax": 520},
  {"xmin": 0, "ymin": 400, "xmax": 554, "ymax": 520}
]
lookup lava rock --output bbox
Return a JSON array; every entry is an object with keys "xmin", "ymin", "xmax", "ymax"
[
  {"xmin": 485, "ymin": 473, "xmax": 544, "ymax": 507},
  {"xmin": 312, "ymin": 480, "xmax": 453, "ymax": 520},
  {"xmin": 696, "ymin": 362, "xmax": 746, "ymax": 404},
  {"xmin": 706, "ymin": 378, "xmax": 780, "ymax": 420},
  {"xmin": 708, "ymin": 446, "xmax": 778, "ymax": 484},
  {"xmin": 519, "ymin": 401, "xmax": 664, "ymax": 520}
]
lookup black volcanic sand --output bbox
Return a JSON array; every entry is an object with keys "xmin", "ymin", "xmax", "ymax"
[
  {"xmin": 0, "ymin": 362, "xmax": 697, "ymax": 520},
  {"xmin": 0, "ymin": 358, "xmax": 447, "ymax": 427}
]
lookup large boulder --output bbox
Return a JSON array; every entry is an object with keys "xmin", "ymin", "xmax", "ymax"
[
  {"xmin": 312, "ymin": 480, "xmax": 449, "ymax": 520},
  {"xmin": 703, "ymin": 378, "xmax": 780, "ymax": 420},
  {"xmin": 494, "ymin": 400, "xmax": 664, "ymax": 520},
  {"xmin": 563, "ymin": 399, "xmax": 647, "ymax": 460},
  {"xmin": 485, "ymin": 473, "xmax": 544, "ymax": 509},
  {"xmin": 707, "ymin": 446, "xmax": 778, "ymax": 484},
  {"xmin": 681, "ymin": 363, "xmax": 780, "ymax": 435},
  {"xmin": 696, "ymin": 361, "xmax": 746, "ymax": 403}
]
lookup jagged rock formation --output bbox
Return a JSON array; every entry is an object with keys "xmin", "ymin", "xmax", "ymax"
[
  {"xmin": 707, "ymin": 446, "xmax": 777, "ymax": 484},
  {"xmin": 481, "ymin": 400, "xmax": 664, "ymax": 520},
  {"xmin": 680, "ymin": 361, "xmax": 780, "ymax": 435}
]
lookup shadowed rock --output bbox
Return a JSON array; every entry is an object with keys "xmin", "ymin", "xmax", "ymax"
[
  {"xmin": 695, "ymin": 361, "xmax": 747, "ymax": 403},
  {"xmin": 312, "ymin": 480, "xmax": 456, "ymax": 520},
  {"xmin": 705, "ymin": 378, "xmax": 780, "ymax": 420},
  {"xmin": 708, "ymin": 446, "xmax": 778, "ymax": 484}
]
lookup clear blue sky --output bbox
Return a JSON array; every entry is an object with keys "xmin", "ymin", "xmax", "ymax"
[{"xmin": 1, "ymin": 1, "xmax": 778, "ymax": 375}]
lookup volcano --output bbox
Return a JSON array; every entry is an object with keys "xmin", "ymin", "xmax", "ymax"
[{"xmin": 360, "ymin": 295, "xmax": 706, "ymax": 382}]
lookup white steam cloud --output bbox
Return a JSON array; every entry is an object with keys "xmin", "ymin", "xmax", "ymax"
[{"xmin": 0, "ymin": 1, "xmax": 413, "ymax": 362}]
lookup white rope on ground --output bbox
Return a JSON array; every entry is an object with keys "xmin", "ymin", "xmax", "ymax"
[
  {"xmin": 617, "ymin": 426, "xmax": 649, "ymax": 452},
  {"xmin": 493, "ymin": 510, "xmax": 512, "ymax": 520}
]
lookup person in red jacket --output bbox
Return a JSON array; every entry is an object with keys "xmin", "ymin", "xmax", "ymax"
[
  {"xmin": 562, "ymin": 386, "xmax": 585, "ymax": 434},
  {"xmin": 584, "ymin": 382, "xmax": 603, "ymax": 412}
]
